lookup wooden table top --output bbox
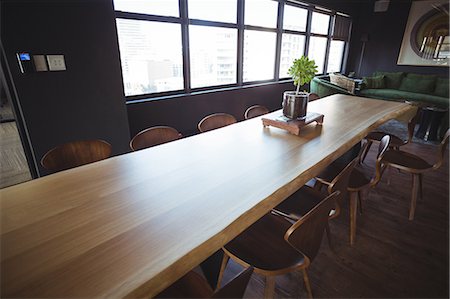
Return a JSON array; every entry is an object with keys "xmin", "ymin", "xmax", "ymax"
[{"xmin": 0, "ymin": 95, "xmax": 414, "ymax": 298}]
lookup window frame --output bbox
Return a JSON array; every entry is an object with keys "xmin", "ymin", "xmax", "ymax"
[{"xmin": 114, "ymin": 0, "xmax": 352, "ymax": 102}]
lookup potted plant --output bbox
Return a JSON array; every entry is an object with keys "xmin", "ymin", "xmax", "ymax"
[{"xmin": 283, "ymin": 56, "xmax": 318, "ymax": 119}]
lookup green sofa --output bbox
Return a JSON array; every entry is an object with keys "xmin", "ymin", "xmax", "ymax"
[{"xmin": 310, "ymin": 72, "xmax": 449, "ymax": 108}]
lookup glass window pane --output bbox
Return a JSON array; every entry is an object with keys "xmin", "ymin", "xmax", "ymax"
[
  {"xmin": 188, "ymin": 0, "xmax": 237, "ymax": 23},
  {"xmin": 113, "ymin": 0, "xmax": 179, "ymax": 17},
  {"xmin": 308, "ymin": 36, "xmax": 327, "ymax": 73},
  {"xmin": 190, "ymin": 26, "xmax": 237, "ymax": 88},
  {"xmin": 245, "ymin": 0, "xmax": 278, "ymax": 28},
  {"xmin": 116, "ymin": 19, "xmax": 183, "ymax": 96},
  {"xmin": 327, "ymin": 40, "xmax": 345, "ymax": 73},
  {"xmin": 311, "ymin": 11, "xmax": 330, "ymax": 35},
  {"xmin": 283, "ymin": 5, "xmax": 307, "ymax": 32},
  {"xmin": 243, "ymin": 30, "xmax": 276, "ymax": 82},
  {"xmin": 279, "ymin": 34, "xmax": 305, "ymax": 78}
]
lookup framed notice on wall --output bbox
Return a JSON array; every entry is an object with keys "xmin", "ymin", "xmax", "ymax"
[{"xmin": 397, "ymin": 0, "xmax": 449, "ymax": 67}]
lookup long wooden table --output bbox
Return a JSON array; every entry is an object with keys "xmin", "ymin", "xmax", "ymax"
[{"xmin": 0, "ymin": 95, "xmax": 414, "ymax": 298}]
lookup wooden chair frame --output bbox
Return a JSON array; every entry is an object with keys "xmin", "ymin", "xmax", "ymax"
[
  {"xmin": 130, "ymin": 126, "xmax": 182, "ymax": 151},
  {"xmin": 244, "ymin": 105, "xmax": 269, "ymax": 120},
  {"xmin": 198, "ymin": 113, "xmax": 237, "ymax": 133}
]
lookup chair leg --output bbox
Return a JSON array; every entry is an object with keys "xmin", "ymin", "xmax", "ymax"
[
  {"xmin": 349, "ymin": 191, "xmax": 358, "ymax": 246},
  {"xmin": 325, "ymin": 221, "xmax": 334, "ymax": 251},
  {"xmin": 302, "ymin": 268, "xmax": 313, "ymax": 299},
  {"xmin": 409, "ymin": 174, "xmax": 419, "ymax": 221},
  {"xmin": 387, "ymin": 165, "xmax": 392, "ymax": 185},
  {"xmin": 264, "ymin": 275, "xmax": 276, "ymax": 299},
  {"xmin": 419, "ymin": 173, "xmax": 423, "ymax": 200},
  {"xmin": 216, "ymin": 252, "xmax": 230, "ymax": 289},
  {"xmin": 360, "ymin": 140, "xmax": 373, "ymax": 164},
  {"xmin": 358, "ymin": 191, "xmax": 363, "ymax": 215}
]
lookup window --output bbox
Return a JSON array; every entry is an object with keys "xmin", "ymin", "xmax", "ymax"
[
  {"xmin": 190, "ymin": 26, "xmax": 237, "ymax": 88},
  {"xmin": 113, "ymin": 0, "xmax": 179, "ymax": 17},
  {"xmin": 327, "ymin": 40, "xmax": 345, "ymax": 73},
  {"xmin": 283, "ymin": 5, "xmax": 307, "ymax": 32},
  {"xmin": 188, "ymin": 0, "xmax": 237, "ymax": 23},
  {"xmin": 243, "ymin": 30, "xmax": 277, "ymax": 82},
  {"xmin": 113, "ymin": 0, "xmax": 352, "ymax": 100},
  {"xmin": 116, "ymin": 19, "xmax": 183, "ymax": 96},
  {"xmin": 244, "ymin": 0, "xmax": 279, "ymax": 28},
  {"xmin": 279, "ymin": 34, "xmax": 305, "ymax": 78}
]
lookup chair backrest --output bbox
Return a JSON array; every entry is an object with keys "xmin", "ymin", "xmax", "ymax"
[
  {"xmin": 244, "ymin": 105, "xmax": 269, "ymax": 119},
  {"xmin": 41, "ymin": 139, "xmax": 112, "ymax": 173},
  {"xmin": 433, "ymin": 128, "xmax": 450, "ymax": 170},
  {"xmin": 130, "ymin": 126, "xmax": 182, "ymax": 151},
  {"xmin": 198, "ymin": 113, "xmax": 237, "ymax": 133},
  {"xmin": 308, "ymin": 93, "xmax": 320, "ymax": 102},
  {"xmin": 372, "ymin": 134, "xmax": 391, "ymax": 186},
  {"xmin": 284, "ymin": 191, "xmax": 339, "ymax": 262},
  {"xmin": 211, "ymin": 266, "xmax": 253, "ymax": 298},
  {"xmin": 327, "ymin": 158, "xmax": 358, "ymax": 217}
]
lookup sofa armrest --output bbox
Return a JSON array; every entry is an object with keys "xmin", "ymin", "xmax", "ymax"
[{"xmin": 310, "ymin": 76, "xmax": 352, "ymax": 98}]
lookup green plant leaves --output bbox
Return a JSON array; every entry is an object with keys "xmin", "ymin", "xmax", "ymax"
[{"xmin": 288, "ymin": 56, "xmax": 318, "ymax": 87}]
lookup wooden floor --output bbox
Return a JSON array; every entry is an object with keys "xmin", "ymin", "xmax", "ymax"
[
  {"xmin": 0, "ymin": 121, "xmax": 32, "ymax": 189},
  {"xmin": 219, "ymin": 141, "xmax": 449, "ymax": 298}
]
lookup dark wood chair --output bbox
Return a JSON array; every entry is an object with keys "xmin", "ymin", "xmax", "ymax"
[
  {"xmin": 244, "ymin": 105, "xmax": 269, "ymax": 119},
  {"xmin": 308, "ymin": 93, "xmax": 320, "ymax": 102},
  {"xmin": 156, "ymin": 266, "xmax": 253, "ymax": 298},
  {"xmin": 381, "ymin": 129, "xmax": 449, "ymax": 220},
  {"xmin": 272, "ymin": 159, "xmax": 357, "ymax": 249},
  {"xmin": 198, "ymin": 113, "xmax": 237, "ymax": 133},
  {"xmin": 40, "ymin": 139, "xmax": 112, "ymax": 173},
  {"xmin": 218, "ymin": 191, "xmax": 339, "ymax": 298},
  {"xmin": 130, "ymin": 126, "xmax": 182, "ymax": 151},
  {"xmin": 315, "ymin": 135, "xmax": 391, "ymax": 245},
  {"xmin": 360, "ymin": 106, "xmax": 419, "ymax": 163}
]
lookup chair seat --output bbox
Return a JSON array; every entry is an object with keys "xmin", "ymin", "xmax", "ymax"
[
  {"xmin": 274, "ymin": 186, "xmax": 326, "ymax": 220},
  {"xmin": 156, "ymin": 271, "xmax": 213, "ymax": 298},
  {"xmin": 224, "ymin": 213, "xmax": 306, "ymax": 272},
  {"xmin": 382, "ymin": 149, "xmax": 432, "ymax": 172},
  {"xmin": 366, "ymin": 131, "xmax": 405, "ymax": 147}
]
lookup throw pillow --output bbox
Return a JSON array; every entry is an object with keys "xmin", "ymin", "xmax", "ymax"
[
  {"xmin": 373, "ymin": 72, "xmax": 404, "ymax": 89},
  {"xmin": 363, "ymin": 75, "xmax": 385, "ymax": 89},
  {"xmin": 434, "ymin": 77, "xmax": 449, "ymax": 98},
  {"xmin": 399, "ymin": 73, "xmax": 436, "ymax": 94}
]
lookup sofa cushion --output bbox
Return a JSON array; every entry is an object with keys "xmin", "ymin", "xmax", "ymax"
[
  {"xmin": 363, "ymin": 75, "xmax": 385, "ymax": 89},
  {"xmin": 373, "ymin": 72, "xmax": 404, "ymax": 89},
  {"xmin": 399, "ymin": 73, "xmax": 436, "ymax": 94},
  {"xmin": 434, "ymin": 77, "xmax": 449, "ymax": 98}
]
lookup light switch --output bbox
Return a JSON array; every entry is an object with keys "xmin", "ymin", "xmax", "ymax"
[
  {"xmin": 33, "ymin": 55, "xmax": 48, "ymax": 72},
  {"xmin": 46, "ymin": 55, "xmax": 66, "ymax": 71}
]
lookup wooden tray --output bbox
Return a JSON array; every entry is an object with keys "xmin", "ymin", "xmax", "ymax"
[{"xmin": 262, "ymin": 112, "xmax": 324, "ymax": 135}]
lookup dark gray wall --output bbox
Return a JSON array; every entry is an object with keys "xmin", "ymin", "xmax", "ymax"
[
  {"xmin": 346, "ymin": 0, "xmax": 449, "ymax": 77},
  {"xmin": 1, "ymin": 0, "xmax": 131, "ymax": 176},
  {"xmin": 127, "ymin": 82, "xmax": 294, "ymax": 137}
]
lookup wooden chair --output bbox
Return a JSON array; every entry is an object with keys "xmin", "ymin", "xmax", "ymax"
[
  {"xmin": 272, "ymin": 159, "xmax": 358, "ymax": 249},
  {"xmin": 381, "ymin": 129, "xmax": 450, "ymax": 220},
  {"xmin": 360, "ymin": 106, "xmax": 419, "ymax": 163},
  {"xmin": 198, "ymin": 113, "xmax": 237, "ymax": 133},
  {"xmin": 244, "ymin": 105, "xmax": 269, "ymax": 119},
  {"xmin": 308, "ymin": 93, "xmax": 320, "ymax": 102},
  {"xmin": 156, "ymin": 266, "xmax": 253, "ymax": 298},
  {"xmin": 218, "ymin": 191, "xmax": 339, "ymax": 299},
  {"xmin": 40, "ymin": 139, "xmax": 112, "ymax": 173},
  {"xmin": 315, "ymin": 135, "xmax": 391, "ymax": 245},
  {"xmin": 130, "ymin": 126, "xmax": 182, "ymax": 151}
]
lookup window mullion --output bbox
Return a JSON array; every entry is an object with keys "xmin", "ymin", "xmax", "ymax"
[
  {"xmin": 274, "ymin": 1, "xmax": 284, "ymax": 81},
  {"xmin": 179, "ymin": 0, "xmax": 191, "ymax": 93},
  {"xmin": 323, "ymin": 15, "xmax": 334, "ymax": 74},
  {"xmin": 304, "ymin": 9, "xmax": 312, "ymax": 56},
  {"xmin": 237, "ymin": 0, "xmax": 244, "ymax": 85}
]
